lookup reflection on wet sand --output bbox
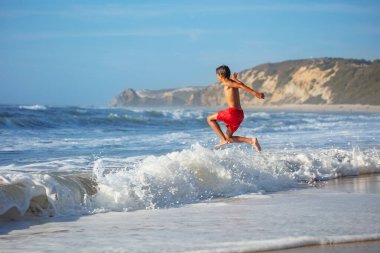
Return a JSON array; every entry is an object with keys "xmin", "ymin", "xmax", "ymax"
[{"xmin": 321, "ymin": 173, "xmax": 380, "ymax": 194}]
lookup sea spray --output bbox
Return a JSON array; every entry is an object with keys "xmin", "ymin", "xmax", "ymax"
[
  {"xmin": 93, "ymin": 144, "xmax": 296, "ymax": 212},
  {"xmin": 92, "ymin": 145, "xmax": 380, "ymax": 212}
]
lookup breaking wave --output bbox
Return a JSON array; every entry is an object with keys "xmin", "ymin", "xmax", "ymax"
[
  {"xmin": 1, "ymin": 144, "xmax": 379, "ymax": 219},
  {"xmin": 18, "ymin": 105, "xmax": 47, "ymax": 111}
]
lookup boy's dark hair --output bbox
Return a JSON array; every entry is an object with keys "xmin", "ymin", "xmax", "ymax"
[{"xmin": 216, "ymin": 65, "xmax": 231, "ymax": 78}]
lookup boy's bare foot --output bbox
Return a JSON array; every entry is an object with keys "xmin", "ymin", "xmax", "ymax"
[
  {"xmin": 215, "ymin": 140, "xmax": 229, "ymax": 148},
  {"xmin": 251, "ymin": 138, "xmax": 262, "ymax": 152}
]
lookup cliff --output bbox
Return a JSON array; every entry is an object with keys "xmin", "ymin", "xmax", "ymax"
[{"xmin": 112, "ymin": 58, "xmax": 380, "ymax": 107}]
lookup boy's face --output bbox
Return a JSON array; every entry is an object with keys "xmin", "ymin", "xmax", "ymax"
[{"xmin": 216, "ymin": 73, "xmax": 223, "ymax": 82}]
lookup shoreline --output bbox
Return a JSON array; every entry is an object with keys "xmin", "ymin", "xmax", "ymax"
[
  {"xmin": 247, "ymin": 104, "xmax": 380, "ymax": 113},
  {"xmin": 113, "ymin": 104, "xmax": 380, "ymax": 113}
]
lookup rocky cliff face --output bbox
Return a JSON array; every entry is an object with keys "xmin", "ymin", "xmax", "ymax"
[
  {"xmin": 111, "ymin": 87, "xmax": 206, "ymax": 106},
  {"xmin": 112, "ymin": 58, "xmax": 380, "ymax": 107}
]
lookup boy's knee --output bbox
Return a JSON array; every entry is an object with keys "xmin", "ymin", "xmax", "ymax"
[{"xmin": 207, "ymin": 115, "xmax": 214, "ymax": 122}]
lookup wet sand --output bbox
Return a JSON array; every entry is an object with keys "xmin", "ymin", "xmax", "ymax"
[
  {"xmin": 258, "ymin": 174, "xmax": 380, "ymax": 253},
  {"xmin": 260, "ymin": 240, "xmax": 380, "ymax": 253},
  {"xmin": 318, "ymin": 173, "xmax": 380, "ymax": 194}
]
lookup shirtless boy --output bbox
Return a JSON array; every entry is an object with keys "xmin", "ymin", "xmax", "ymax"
[{"xmin": 207, "ymin": 65, "xmax": 265, "ymax": 152}]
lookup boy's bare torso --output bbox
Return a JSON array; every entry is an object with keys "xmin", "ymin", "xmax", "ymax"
[{"xmin": 224, "ymin": 86, "xmax": 242, "ymax": 110}]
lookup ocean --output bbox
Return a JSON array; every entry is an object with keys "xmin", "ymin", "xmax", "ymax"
[{"xmin": 1, "ymin": 104, "xmax": 380, "ymax": 252}]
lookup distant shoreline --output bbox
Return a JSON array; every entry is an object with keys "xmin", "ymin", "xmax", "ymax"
[
  {"xmin": 245, "ymin": 104, "xmax": 380, "ymax": 113},
  {"xmin": 120, "ymin": 104, "xmax": 380, "ymax": 113}
]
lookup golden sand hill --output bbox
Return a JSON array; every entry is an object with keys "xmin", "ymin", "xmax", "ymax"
[{"xmin": 112, "ymin": 58, "xmax": 380, "ymax": 107}]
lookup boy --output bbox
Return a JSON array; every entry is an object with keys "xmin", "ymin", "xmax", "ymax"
[{"xmin": 207, "ymin": 65, "xmax": 265, "ymax": 152}]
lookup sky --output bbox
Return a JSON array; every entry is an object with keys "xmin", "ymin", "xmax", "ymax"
[{"xmin": 1, "ymin": 0, "xmax": 380, "ymax": 106}]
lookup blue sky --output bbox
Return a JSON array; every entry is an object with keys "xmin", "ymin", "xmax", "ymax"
[{"xmin": 1, "ymin": 0, "xmax": 380, "ymax": 106}]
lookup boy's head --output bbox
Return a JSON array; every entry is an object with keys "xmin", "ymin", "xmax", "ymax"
[{"xmin": 216, "ymin": 65, "xmax": 230, "ymax": 81}]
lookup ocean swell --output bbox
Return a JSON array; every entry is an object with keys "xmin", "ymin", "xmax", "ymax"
[{"xmin": 0, "ymin": 106, "xmax": 208, "ymax": 130}]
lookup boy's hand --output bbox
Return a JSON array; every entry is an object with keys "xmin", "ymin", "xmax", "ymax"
[
  {"xmin": 231, "ymin": 72, "xmax": 239, "ymax": 81},
  {"xmin": 256, "ymin": 92, "xmax": 265, "ymax": 99}
]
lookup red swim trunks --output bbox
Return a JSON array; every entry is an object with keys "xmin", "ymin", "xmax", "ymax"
[{"xmin": 217, "ymin": 107, "xmax": 244, "ymax": 134}]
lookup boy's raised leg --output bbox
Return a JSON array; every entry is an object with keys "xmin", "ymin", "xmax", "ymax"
[{"xmin": 207, "ymin": 113, "xmax": 229, "ymax": 148}]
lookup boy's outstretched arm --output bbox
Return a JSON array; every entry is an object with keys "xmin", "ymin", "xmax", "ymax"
[{"xmin": 221, "ymin": 73, "xmax": 265, "ymax": 99}]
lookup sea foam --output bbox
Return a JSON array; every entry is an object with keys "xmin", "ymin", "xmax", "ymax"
[
  {"xmin": 18, "ymin": 105, "xmax": 47, "ymax": 110},
  {"xmin": 92, "ymin": 144, "xmax": 380, "ymax": 212},
  {"xmin": 1, "ymin": 144, "xmax": 380, "ymax": 218}
]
